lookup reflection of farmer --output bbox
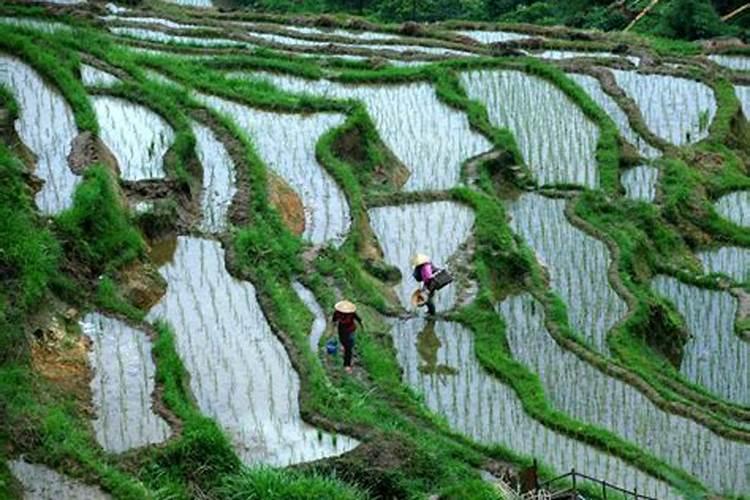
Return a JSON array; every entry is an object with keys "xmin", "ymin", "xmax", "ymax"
[
  {"xmin": 411, "ymin": 253, "xmax": 436, "ymax": 315},
  {"xmin": 417, "ymin": 321, "xmax": 457, "ymax": 376},
  {"xmin": 332, "ymin": 300, "xmax": 362, "ymax": 374}
]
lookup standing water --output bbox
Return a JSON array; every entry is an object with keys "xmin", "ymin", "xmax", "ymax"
[
  {"xmin": 80, "ymin": 65, "xmax": 120, "ymax": 87},
  {"xmin": 611, "ymin": 70, "xmax": 716, "ymax": 146},
  {"xmin": 197, "ymin": 93, "xmax": 351, "ymax": 246},
  {"xmin": 389, "ymin": 318, "xmax": 681, "ymax": 499},
  {"xmin": 506, "ymin": 193, "xmax": 627, "ymax": 353},
  {"xmin": 191, "ymin": 120, "xmax": 236, "ymax": 234},
  {"xmin": 9, "ymin": 460, "xmax": 110, "ymax": 499},
  {"xmin": 715, "ymin": 191, "xmax": 750, "ymax": 228},
  {"xmin": 251, "ymin": 73, "xmax": 493, "ymax": 191},
  {"xmin": 652, "ymin": 276, "xmax": 749, "ymax": 405},
  {"xmin": 461, "ymin": 69, "xmax": 600, "ymax": 188},
  {"xmin": 500, "ymin": 293, "xmax": 750, "ymax": 494},
  {"xmin": 147, "ymin": 237, "xmax": 358, "ymax": 465},
  {"xmin": 621, "ymin": 165, "xmax": 659, "ymax": 202},
  {"xmin": 0, "ymin": 55, "xmax": 79, "ymax": 214},
  {"xmin": 92, "ymin": 96, "xmax": 175, "ymax": 181},
  {"xmin": 698, "ymin": 247, "xmax": 750, "ymax": 284},
  {"xmin": 81, "ymin": 313, "xmax": 171, "ymax": 453},
  {"xmin": 292, "ymin": 282, "xmax": 328, "ymax": 353},
  {"xmin": 567, "ymin": 73, "xmax": 660, "ymax": 159},
  {"xmin": 368, "ymin": 201, "xmax": 475, "ymax": 312}
]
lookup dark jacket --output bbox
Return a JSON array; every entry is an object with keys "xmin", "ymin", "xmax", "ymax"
[{"xmin": 333, "ymin": 311, "xmax": 362, "ymax": 335}]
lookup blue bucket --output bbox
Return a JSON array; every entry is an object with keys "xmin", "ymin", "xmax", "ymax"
[{"xmin": 326, "ymin": 339, "xmax": 338, "ymax": 355}]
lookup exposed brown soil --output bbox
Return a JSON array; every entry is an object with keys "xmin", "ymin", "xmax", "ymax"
[
  {"xmin": 29, "ymin": 312, "xmax": 94, "ymax": 416},
  {"xmin": 115, "ymin": 261, "xmax": 167, "ymax": 310},
  {"xmin": 68, "ymin": 131, "xmax": 120, "ymax": 176},
  {"xmin": 268, "ymin": 172, "xmax": 305, "ymax": 235}
]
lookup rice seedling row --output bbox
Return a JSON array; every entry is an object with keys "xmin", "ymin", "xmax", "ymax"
[
  {"xmin": 192, "ymin": 119, "xmax": 236, "ymax": 234},
  {"xmin": 82, "ymin": 313, "xmax": 171, "ymax": 453},
  {"xmin": 715, "ymin": 190, "xmax": 750, "ymax": 228},
  {"xmin": 697, "ymin": 246, "xmax": 750, "ymax": 284},
  {"xmin": 80, "ymin": 64, "xmax": 120, "ymax": 87},
  {"xmin": 499, "ymin": 293, "xmax": 749, "ymax": 494},
  {"xmin": 621, "ymin": 165, "xmax": 659, "ymax": 202}
]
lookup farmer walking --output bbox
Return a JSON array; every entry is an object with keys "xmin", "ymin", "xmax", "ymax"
[{"xmin": 332, "ymin": 300, "xmax": 362, "ymax": 373}]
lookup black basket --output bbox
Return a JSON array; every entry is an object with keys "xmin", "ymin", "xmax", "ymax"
[{"xmin": 428, "ymin": 269, "xmax": 453, "ymax": 292}]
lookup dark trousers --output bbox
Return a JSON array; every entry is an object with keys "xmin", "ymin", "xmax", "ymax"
[{"xmin": 338, "ymin": 331, "xmax": 355, "ymax": 367}]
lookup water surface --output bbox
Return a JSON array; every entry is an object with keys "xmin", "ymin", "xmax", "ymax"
[
  {"xmin": 9, "ymin": 460, "xmax": 111, "ymax": 499},
  {"xmin": 715, "ymin": 191, "xmax": 750, "ymax": 228},
  {"xmin": 621, "ymin": 165, "xmax": 658, "ymax": 202}
]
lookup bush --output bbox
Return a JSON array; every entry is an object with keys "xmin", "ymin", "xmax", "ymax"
[
  {"xmin": 56, "ymin": 166, "xmax": 144, "ymax": 272},
  {"xmin": 662, "ymin": 0, "xmax": 729, "ymax": 40}
]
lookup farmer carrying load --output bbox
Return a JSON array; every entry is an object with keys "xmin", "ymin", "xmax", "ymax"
[
  {"xmin": 411, "ymin": 253, "xmax": 453, "ymax": 316},
  {"xmin": 332, "ymin": 300, "xmax": 362, "ymax": 374}
]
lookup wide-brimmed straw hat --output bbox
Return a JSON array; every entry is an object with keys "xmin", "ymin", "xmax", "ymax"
[
  {"xmin": 411, "ymin": 289, "xmax": 427, "ymax": 307},
  {"xmin": 410, "ymin": 253, "xmax": 430, "ymax": 267},
  {"xmin": 335, "ymin": 300, "xmax": 357, "ymax": 313}
]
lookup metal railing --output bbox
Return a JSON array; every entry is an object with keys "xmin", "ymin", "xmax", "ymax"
[{"xmin": 524, "ymin": 461, "xmax": 660, "ymax": 500}]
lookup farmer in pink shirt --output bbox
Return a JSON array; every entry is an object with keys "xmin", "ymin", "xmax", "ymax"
[{"xmin": 411, "ymin": 253, "xmax": 436, "ymax": 315}]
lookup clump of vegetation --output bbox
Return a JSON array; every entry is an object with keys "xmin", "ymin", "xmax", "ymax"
[{"xmin": 56, "ymin": 165, "xmax": 144, "ymax": 273}]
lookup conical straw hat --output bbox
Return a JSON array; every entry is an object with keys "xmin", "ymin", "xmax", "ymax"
[
  {"xmin": 411, "ymin": 253, "xmax": 430, "ymax": 267},
  {"xmin": 335, "ymin": 300, "xmax": 357, "ymax": 313},
  {"xmin": 411, "ymin": 289, "xmax": 427, "ymax": 307}
]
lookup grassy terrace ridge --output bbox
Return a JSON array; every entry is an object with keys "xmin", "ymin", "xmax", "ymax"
[{"xmin": 0, "ymin": 2, "xmax": 749, "ymax": 499}]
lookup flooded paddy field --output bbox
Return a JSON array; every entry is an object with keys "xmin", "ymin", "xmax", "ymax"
[
  {"xmin": 461, "ymin": 69, "xmax": 600, "ymax": 187},
  {"xmin": 9, "ymin": 460, "xmax": 111, "ymax": 500},
  {"xmin": 390, "ymin": 318, "xmax": 681, "ymax": 500},
  {"xmin": 621, "ymin": 165, "xmax": 659, "ymax": 202},
  {"xmin": 82, "ymin": 313, "xmax": 171, "ymax": 453},
  {"xmin": 253, "ymin": 72, "xmax": 492, "ymax": 191},
  {"xmin": 0, "ymin": 55, "xmax": 79, "ymax": 214},
  {"xmin": 715, "ymin": 190, "xmax": 750, "ymax": 228},
  {"xmin": 709, "ymin": 54, "xmax": 750, "ymax": 72},
  {"xmin": 652, "ymin": 276, "xmax": 749, "ymax": 406},
  {"xmin": 611, "ymin": 70, "xmax": 716, "ymax": 145},
  {"xmin": 196, "ymin": 92, "xmax": 350, "ymax": 245},
  {"xmin": 507, "ymin": 193, "xmax": 627, "ymax": 353},
  {"xmin": 5, "ymin": 5, "xmax": 750, "ymax": 497},
  {"xmin": 92, "ymin": 96, "xmax": 175, "ymax": 181},
  {"xmin": 368, "ymin": 201, "xmax": 475, "ymax": 311},
  {"xmin": 567, "ymin": 73, "xmax": 660, "ymax": 159},
  {"xmin": 147, "ymin": 237, "xmax": 358, "ymax": 465},
  {"xmin": 500, "ymin": 293, "xmax": 749, "ymax": 494}
]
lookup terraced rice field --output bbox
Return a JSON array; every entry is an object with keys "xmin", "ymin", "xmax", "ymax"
[
  {"xmin": 715, "ymin": 190, "xmax": 750, "ymax": 228},
  {"xmin": 82, "ymin": 313, "xmax": 171, "ymax": 453},
  {"xmin": 9, "ymin": 460, "xmax": 111, "ymax": 499},
  {"xmin": 499, "ymin": 293, "xmax": 749, "ymax": 493},
  {"xmin": 3, "ymin": 3, "xmax": 750, "ymax": 498},
  {"xmin": 147, "ymin": 236, "xmax": 358, "ymax": 465},
  {"xmin": 506, "ymin": 193, "xmax": 627, "ymax": 353},
  {"xmin": 92, "ymin": 96, "xmax": 175, "ymax": 180},
  {"xmin": 652, "ymin": 276, "xmax": 749, "ymax": 405},
  {"xmin": 0, "ymin": 55, "xmax": 78, "ymax": 214},
  {"xmin": 251, "ymin": 72, "xmax": 493, "ymax": 191},
  {"xmin": 621, "ymin": 165, "xmax": 659, "ymax": 202},
  {"xmin": 461, "ymin": 69, "xmax": 600, "ymax": 187},
  {"xmin": 390, "ymin": 319, "xmax": 681, "ymax": 500},
  {"xmin": 611, "ymin": 70, "xmax": 716, "ymax": 145}
]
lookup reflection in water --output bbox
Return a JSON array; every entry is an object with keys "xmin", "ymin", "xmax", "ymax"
[
  {"xmin": 9, "ymin": 460, "xmax": 111, "ymax": 500},
  {"xmin": 368, "ymin": 201, "xmax": 475, "ymax": 311},
  {"xmin": 252, "ymin": 72, "xmax": 492, "ymax": 191},
  {"xmin": 82, "ymin": 313, "xmax": 170, "ymax": 453},
  {"xmin": 507, "ymin": 193, "xmax": 627, "ymax": 353},
  {"xmin": 612, "ymin": 70, "xmax": 716, "ymax": 146},
  {"xmin": 92, "ymin": 96, "xmax": 175, "ymax": 181},
  {"xmin": 148, "ymin": 237, "xmax": 358, "ymax": 465},
  {"xmin": 652, "ymin": 276, "xmax": 749, "ymax": 405},
  {"xmin": 461, "ymin": 69, "xmax": 600, "ymax": 188},
  {"xmin": 501, "ymin": 293, "xmax": 749, "ymax": 494},
  {"xmin": 0, "ymin": 55, "xmax": 79, "ymax": 214},
  {"xmin": 389, "ymin": 318, "xmax": 680, "ymax": 499}
]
